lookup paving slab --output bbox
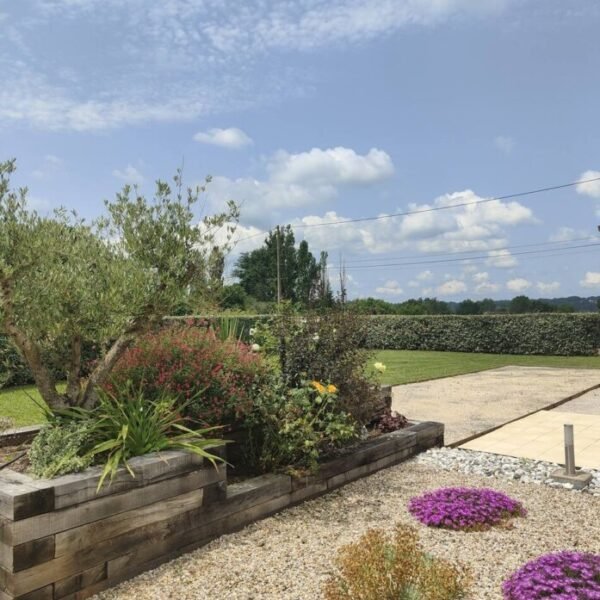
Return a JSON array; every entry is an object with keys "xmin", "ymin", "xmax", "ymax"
[
  {"xmin": 460, "ymin": 410, "xmax": 600, "ymax": 469},
  {"xmin": 392, "ymin": 366, "xmax": 600, "ymax": 445}
]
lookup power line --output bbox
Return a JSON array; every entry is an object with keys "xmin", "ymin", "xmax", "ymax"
[
  {"xmin": 325, "ymin": 236, "xmax": 595, "ymax": 267},
  {"xmin": 232, "ymin": 175, "xmax": 600, "ymax": 244},
  {"xmin": 324, "ymin": 242, "xmax": 600, "ymax": 271}
]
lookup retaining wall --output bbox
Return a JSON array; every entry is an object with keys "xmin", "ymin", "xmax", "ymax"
[{"xmin": 0, "ymin": 420, "xmax": 443, "ymax": 600}]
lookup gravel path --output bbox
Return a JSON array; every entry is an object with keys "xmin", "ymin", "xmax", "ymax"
[
  {"xmin": 95, "ymin": 460, "xmax": 600, "ymax": 600},
  {"xmin": 417, "ymin": 446, "xmax": 600, "ymax": 495},
  {"xmin": 392, "ymin": 366, "xmax": 600, "ymax": 444},
  {"xmin": 554, "ymin": 388, "xmax": 600, "ymax": 415}
]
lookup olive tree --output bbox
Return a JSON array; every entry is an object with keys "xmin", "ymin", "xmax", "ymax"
[{"xmin": 0, "ymin": 159, "xmax": 238, "ymax": 409}]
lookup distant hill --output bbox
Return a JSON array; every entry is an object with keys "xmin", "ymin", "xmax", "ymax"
[{"xmin": 447, "ymin": 296, "xmax": 600, "ymax": 313}]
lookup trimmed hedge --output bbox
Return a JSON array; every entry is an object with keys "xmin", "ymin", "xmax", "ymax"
[
  {"xmin": 362, "ymin": 313, "xmax": 600, "ymax": 356},
  {"xmin": 3, "ymin": 313, "xmax": 599, "ymax": 387}
]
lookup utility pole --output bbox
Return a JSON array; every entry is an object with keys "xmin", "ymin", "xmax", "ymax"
[
  {"xmin": 276, "ymin": 225, "xmax": 282, "ymax": 304},
  {"xmin": 339, "ymin": 253, "xmax": 347, "ymax": 305}
]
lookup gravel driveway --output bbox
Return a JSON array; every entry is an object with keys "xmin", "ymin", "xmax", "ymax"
[
  {"xmin": 392, "ymin": 366, "xmax": 600, "ymax": 444},
  {"xmin": 95, "ymin": 460, "xmax": 600, "ymax": 600}
]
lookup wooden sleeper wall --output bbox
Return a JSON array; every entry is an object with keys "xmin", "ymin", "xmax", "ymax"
[{"xmin": 0, "ymin": 421, "xmax": 443, "ymax": 600}]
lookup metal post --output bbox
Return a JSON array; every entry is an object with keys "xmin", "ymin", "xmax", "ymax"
[{"xmin": 564, "ymin": 424, "xmax": 576, "ymax": 476}]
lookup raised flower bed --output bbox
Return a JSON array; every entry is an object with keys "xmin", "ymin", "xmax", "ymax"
[{"xmin": 0, "ymin": 420, "xmax": 443, "ymax": 600}]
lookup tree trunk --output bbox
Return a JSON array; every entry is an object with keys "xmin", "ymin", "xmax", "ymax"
[
  {"xmin": 0, "ymin": 278, "xmax": 63, "ymax": 408},
  {"xmin": 65, "ymin": 334, "xmax": 82, "ymax": 405},
  {"xmin": 80, "ymin": 314, "xmax": 160, "ymax": 409}
]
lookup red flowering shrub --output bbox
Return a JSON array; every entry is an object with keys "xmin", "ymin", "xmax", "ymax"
[{"xmin": 106, "ymin": 325, "xmax": 274, "ymax": 427}]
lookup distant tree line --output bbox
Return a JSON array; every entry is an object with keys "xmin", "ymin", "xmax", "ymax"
[{"xmin": 346, "ymin": 295, "xmax": 576, "ymax": 315}]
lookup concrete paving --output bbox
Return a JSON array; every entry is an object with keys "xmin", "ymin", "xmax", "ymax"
[
  {"xmin": 460, "ymin": 410, "xmax": 600, "ymax": 469},
  {"xmin": 392, "ymin": 366, "xmax": 600, "ymax": 445}
]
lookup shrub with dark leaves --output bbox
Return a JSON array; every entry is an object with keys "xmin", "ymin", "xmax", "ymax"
[
  {"xmin": 107, "ymin": 324, "xmax": 274, "ymax": 427},
  {"xmin": 408, "ymin": 487, "xmax": 526, "ymax": 531},
  {"xmin": 372, "ymin": 409, "xmax": 408, "ymax": 433},
  {"xmin": 502, "ymin": 551, "xmax": 600, "ymax": 600},
  {"xmin": 270, "ymin": 308, "xmax": 380, "ymax": 424}
]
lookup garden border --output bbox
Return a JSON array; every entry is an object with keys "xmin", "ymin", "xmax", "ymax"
[{"xmin": 0, "ymin": 419, "xmax": 443, "ymax": 600}]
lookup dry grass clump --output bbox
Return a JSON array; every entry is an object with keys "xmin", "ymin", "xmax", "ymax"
[{"xmin": 323, "ymin": 524, "xmax": 471, "ymax": 600}]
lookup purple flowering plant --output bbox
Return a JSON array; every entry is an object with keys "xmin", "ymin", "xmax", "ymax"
[
  {"xmin": 503, "ymin": 551, "xmax": 600, "ymax": 600},
  {"xmin": 408, "ymin": 487, "xmax": 526, "ymax": 531}
]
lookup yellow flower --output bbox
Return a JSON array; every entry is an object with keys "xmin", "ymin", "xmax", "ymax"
[
  {"xmin": 311, "ymin": 380, "xmax": 326, "ymax": 394},
  {"xmin": 374, "ymin": 362, "xmax": 387, "ymax": 373},
  {"xmin": 326, "ymin": 384, "xmax": 338, "ymax": 394}
]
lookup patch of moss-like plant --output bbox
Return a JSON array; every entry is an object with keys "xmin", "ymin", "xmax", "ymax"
[{"xmin": 28, "ymin": 421, "xmax": 93, "ymax": 479}]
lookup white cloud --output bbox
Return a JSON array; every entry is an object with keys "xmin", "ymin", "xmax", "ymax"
[
  {"xmin": 437, "ymin": 279, "xmax": 467, "ymax": 296},
  {"xmin": 32, "ymin": 154, "xmax": 64, "ymax": 178},
  {"xmin": 486, "ymin": 249, "xmax": 518, "ymax": 268},
  {"xmin": 0, "ymin": 1, "xmax": 511, "ymax": 131},
  {"xmin": 472, "ymin": 271, "xmax": 490, "ymax": 283},
  {"xmin": 206, "ymin": 146, "xmax": 394, "ymax": 227},
  {"xmin": 549, "ymin": 227, "xmax": 591, "ymax": 242},
  {"xmin": 494, "ymin": 135, "xmax": 515, "ymax": 154},
  {"xmin": 112, "ymin": 165, "xmax": 145, "ymax": 185},
  {"xmin": 416, "ymin": 269, "xmax": 434, "ymax": 281},
  {"xmin": 506, "ymin": 278, "xmax": 531, "ymax": 292},
  {"xmin": 474, "ymin": 281, "xmax": 501, "ymax": 295},
  {"xmin": 193, "ymin": 127, "xmax": 253, "ymax": 149},
  {"xmin": 298, "ymin": 190, "xmax": 533, "ymax": 257},
  {"xmin": 375, "ymin": 280, "xmax": 404, "ymax": 296},
  {"xmin": 268, "ymin": 147, "xmax": 394, "ymax": 186},
  {"xmin": 580, "ymin": 272, "xmax": 600, "ymax": 288},
  {"xmin": 536, "ymin": 281, "xmax": 560, "ymax": 294},
  {"xmin": 576, "ymin": 170, "xmax": 600, "ymax": 198}
]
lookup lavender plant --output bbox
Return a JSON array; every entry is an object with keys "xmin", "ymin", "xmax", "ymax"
[
  {"xmin": 502, "ymin": 551, "xmax": 600, "ymax": 599},
  {"xmin": 408, "ymin": 487, "xmax": 526, "ymax": 531}
]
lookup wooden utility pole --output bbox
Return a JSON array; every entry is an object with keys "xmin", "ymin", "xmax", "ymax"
[{"xmin": 276, "ymin": 225, "xmax": 282, "ymax": 304}]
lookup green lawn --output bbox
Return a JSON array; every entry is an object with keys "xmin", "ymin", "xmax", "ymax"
[
  {"xmin": 0, "ymin": 385, "xmax": 49, "ymax": 428},
  {"xmin": 2, "ymin": 351, "xmax": 600, "ymax": 427},
  {"xmin": 372, "ymin": 350, "xmax": 600, "ymax": 386}
]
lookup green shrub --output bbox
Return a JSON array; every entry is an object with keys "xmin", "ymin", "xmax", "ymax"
[
  {"xmin": 245, "ymin": 379, "xmax": 358, "ymax": 473},
  {"xmin": 107, "ymin": 324, "xmax": 275, "ymax": 427},
  {"xmin": 362, "ymin": 314, "xmax": 600, "ymax": 356},
  {"xmin": 29, "ymin": 384, "xmax": 227, "ymax": 487},
  {"xmin": 28, "ymin": 420, "xmax": 93, "ymax": 479},
  {"xmin": 271, "ymin": 309, "xmax": 380, "ymax": 424},
  {"xmin": 324, "ymin": 524, "xmax": 471, "ymax": 600},
  {"xmin": 84, "ymin": 384, "xmax": 227, "ymax": 489}
]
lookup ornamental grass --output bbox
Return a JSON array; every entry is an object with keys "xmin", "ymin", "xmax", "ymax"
[
  {"xmin": 408, "ymin": 487, "xmax": 526, "ymax": 531},
  {"xmin": 503, "ymin": 551, "xmax": 600, "ymax": 599},
  {"xmin": 323, "ymin": 524, "xmax": 471, "ymax": 600}
]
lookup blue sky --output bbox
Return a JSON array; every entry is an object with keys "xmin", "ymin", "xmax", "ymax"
[{"xmin": 1, "ymin": 0, "xmax": 600, "ymax": 301}]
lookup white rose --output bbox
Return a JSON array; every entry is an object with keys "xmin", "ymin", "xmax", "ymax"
[
  {"xmin": 251, "ymin": 343, "xmax": 261, "ymax": 352},
  {"xmin": 249, "ymin": 328, "xmax": 256, "ymax": 337}
]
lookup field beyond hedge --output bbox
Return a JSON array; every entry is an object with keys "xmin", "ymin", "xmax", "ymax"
[
  {"xmin": 2, "ymin": 351, "xmax": 600, "ymax": 427},
  {"xmin": 373, "ymin": 350, "xmax": 600, "ymax": 386}
]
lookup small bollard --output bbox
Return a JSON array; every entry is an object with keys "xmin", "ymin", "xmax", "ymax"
[
  {"xmin": 551, "ymin": 423, "xmax": 592, "ymax": 489},
  {"xmin": 564, "ymin": 424, "xmax": 576, "ymax": 476}
]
